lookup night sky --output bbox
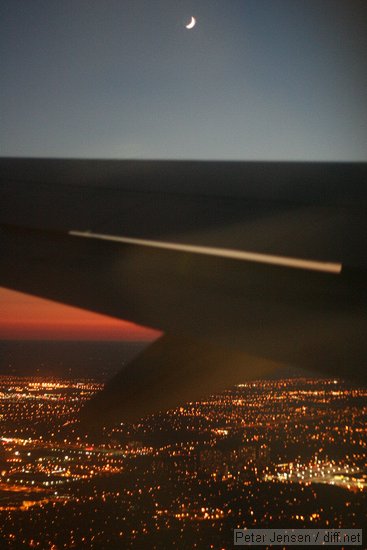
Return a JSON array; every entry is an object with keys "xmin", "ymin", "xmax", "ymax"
[{"xmin": 1, "ymin": 0, "xmax": 366, "ymax": 161}]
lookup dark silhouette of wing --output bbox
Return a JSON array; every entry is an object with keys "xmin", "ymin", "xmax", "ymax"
[{"xmin": 1, "ymin": 158, "xmax": 366, "ymax": 423}]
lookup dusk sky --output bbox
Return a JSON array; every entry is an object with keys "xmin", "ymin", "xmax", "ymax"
[
  {"xmin": 1, "ymin": 1, "xmax": 366, "ymax": 340},
  {"xmin": 1, "ymin": 1, "xmax": 366, "ymax": 161},
  {"xmin": 0, "ymin": 287, "xmax": 159, "ymax": 341}
]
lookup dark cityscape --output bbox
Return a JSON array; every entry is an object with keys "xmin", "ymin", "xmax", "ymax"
[{"xmin": 0, "ymin": 369, "xmax": 365, "ymax": 549}]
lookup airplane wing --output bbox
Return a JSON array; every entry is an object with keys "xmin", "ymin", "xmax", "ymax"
[{"xmin": 1, "ymin": 158, "xmax": 366, "ymax": 424}]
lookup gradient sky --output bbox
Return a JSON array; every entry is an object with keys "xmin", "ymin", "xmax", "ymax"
[
  {"xmin": 1, "ymin": 0, "xmax": 366, "ymax": 161},
  {"xmin": 0, "ymin": 287, "xmax": 159, "ymax": 341}
]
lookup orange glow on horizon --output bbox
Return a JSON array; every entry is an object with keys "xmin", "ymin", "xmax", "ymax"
[{"xmin": 0, "ymin": 287, "xmax": 160, "ymax": 341}]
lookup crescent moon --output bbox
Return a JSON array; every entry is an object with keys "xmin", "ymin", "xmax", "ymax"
[{"xmin": 186, "ymin": 16, "xmax": 196, "ymax": 30}]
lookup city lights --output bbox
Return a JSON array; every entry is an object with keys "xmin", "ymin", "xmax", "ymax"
[{"xmin": 0, "ymin": 375, "xmax": 365, "ymax": 548}]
